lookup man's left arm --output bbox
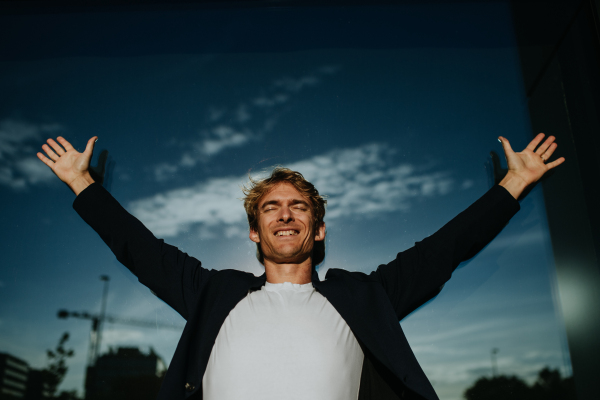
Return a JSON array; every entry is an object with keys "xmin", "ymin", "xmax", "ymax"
[{"xmin": 371, "ymin": 133, "xmax": 565, "ymax": 320}]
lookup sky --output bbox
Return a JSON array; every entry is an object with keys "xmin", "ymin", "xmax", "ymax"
[{"xmin": 0, "ymin": 2, "xmax": 573, "ymax": 399}]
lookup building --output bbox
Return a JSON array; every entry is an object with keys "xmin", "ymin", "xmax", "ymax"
[
  {"xmin": 85, "ymin": 347, "xmax": 165, "ymax": 400},
  {"xmin": 0, "ymin": 353, "xmax": 28, "ymax": 399},
  {"xmin": 24, "ymin": 370, "xmax": 49, "ymax": 400}
]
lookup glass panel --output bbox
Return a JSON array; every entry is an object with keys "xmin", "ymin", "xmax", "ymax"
[{"xmin": 0, "ymin": 2, "xmax": 574, "ymax": 399}]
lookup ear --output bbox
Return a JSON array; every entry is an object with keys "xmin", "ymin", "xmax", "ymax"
[
  {"xmin": 314, "ymin": 221, "xmax": 326, "ymax": 242},
  {"xmin": 249, "ymin": 228, "xmax": 261, "ymax": 243}
]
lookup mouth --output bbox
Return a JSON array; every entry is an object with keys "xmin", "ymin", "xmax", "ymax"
[{"xmin": 274, "ymin": 229, "xmax": 300, "ymax": 237}]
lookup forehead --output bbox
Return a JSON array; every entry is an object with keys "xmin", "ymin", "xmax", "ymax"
[{"xmin": 258, "ymin": 182, "xmax": 308, "ymax": 206}]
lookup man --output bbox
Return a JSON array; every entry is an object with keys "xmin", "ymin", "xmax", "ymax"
[{"xmin": 37, "ymin": 134, "xmax": 564, "ymax": 400}]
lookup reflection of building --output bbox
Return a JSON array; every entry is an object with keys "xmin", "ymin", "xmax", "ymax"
[
  {"xmin": 0, "ymin": 353, "xmax": 28, "ymax": 399},
  {"xmin": 85, "ymin": 347, "xmax": 166, "ymax": 400},
  {"xmin": 23, "ymin": 370, "xmax": 47, "ymax": 400},
  {"xmin": 0, "ymin": 353, "xmax": 51, "ymax": 400}
]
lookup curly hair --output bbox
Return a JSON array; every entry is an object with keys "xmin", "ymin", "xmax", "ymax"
[{"xmin": 242, "ymin": 167, "xmax": 327, "ymax": 266}]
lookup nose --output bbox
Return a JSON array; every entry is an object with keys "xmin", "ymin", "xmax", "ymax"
[{"xmin": 278, "ymin": 205, "xmax": 294, "ymax": 223}]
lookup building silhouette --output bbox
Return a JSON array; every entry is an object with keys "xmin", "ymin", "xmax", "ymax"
[
  {"xmin": 85, "ymin": 347, "xmax": 165, "ymax": 400},
  {"xmin": 0, "ymin": 353, "xmax": 28, "ymax": 399},
  {"xmin": 0, "ymin": 353, "xmax": 48, "ymax": 400}
]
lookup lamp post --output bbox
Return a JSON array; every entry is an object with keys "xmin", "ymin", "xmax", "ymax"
[{"xmin": 491, "ymin": 347, "xmax": 499, "ymax": 377}]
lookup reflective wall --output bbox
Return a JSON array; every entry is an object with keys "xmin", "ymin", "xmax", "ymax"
[{"xmin": 0, "ymin": 1, "xmax": 588, "ymax": 399}]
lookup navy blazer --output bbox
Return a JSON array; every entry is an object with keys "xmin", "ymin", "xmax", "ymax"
[{"xmin": 74, "ymin": 183, "xmax": 519, "ymax": 400}]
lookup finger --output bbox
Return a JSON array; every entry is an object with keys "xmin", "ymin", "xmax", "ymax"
[
  {"xmin": 37, "ymin": 152, "xmax": 55, "ymax": 168},
  {"xmin": 47, "ymin": 138, "xmax": 66, "ymax": 156},
  {"xmin": 42, "ymin": 143, "xmax": 60, "ymax": 161},
  {"xmin": 526, "ymin": 133, "xmax": 545, "ymax": 152},
  {"xmin": 56, "ymin": 136, "xmax": 75, "ymax": 152},
  {"xmin": 546, "ymin": 157, "xmax": 565, "ymax": 169},
  {"xmin": 498, "ymin": 136, "xmax": 515, "ymax": 156},
  {"xmin": 535, "ymin": 135, "xmax": 555, "ymax": 155},
  {"xmin": 83, "ymin": 136, "xmax": 98, "ymax": 157},
  {"xmin": 542, "ymin": 142, "xmax": 558, "ymax": 160}
]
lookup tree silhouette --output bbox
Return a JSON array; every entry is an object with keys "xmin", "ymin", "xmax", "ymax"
[
  {"xmin": 44, "ymin": 332, "xmax": 79, "ymax": 399},
  {"xmin": 464, "ymin": 367, "xmax": 575, "ymax": 400},
  {"xmin": 464, "ymin": 375, "xmax": 530, "ymax": 400},
  {"xmin": 530, "ymin": 367, "xmax": 576, "ymax": 400}
]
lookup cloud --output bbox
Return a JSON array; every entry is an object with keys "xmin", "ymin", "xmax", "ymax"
[
  {"xmin": 153, "ymin": 163, "xmax": 179, "ymax": 182},
  {"xmin": 153, "ymin": 66, "xmax": 341, "ymax": 180},
  {"xmin": 132, "ymin": 143, "xmax": 454, "ymax": 239},
  {"xmin": 0, "ymin": 119, "xmax": 62, "ymax": 189},
  {"xmin": 198, "ymin": 125, "xmax": 253, "ymax": 157},
  {"xmin": 251, "ymin": 94, "xmax": 289, "ymax": 108},
  {"xmin": 207, "ymin": 107, "xmax": 226, "ymax": 122},
  {"xmin": 101, "ymin": 328, "xmax": 145, "ymax": 344},
  {"xmin": 287, "ymin": 144, "xmax": 453, "ymax": 220},
  {"xmin": 130, "ymin": 175, "xmax": 247, "ymax": 238},
  {"xmin": 274, "ymin": 75, "xmax": 319, "ymax": 92}
]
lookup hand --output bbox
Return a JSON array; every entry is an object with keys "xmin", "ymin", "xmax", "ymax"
[
  {"xmin": 37, "ymin": 136, "xmax": 97, "ymax": 195},
  {"xmin": 498, "ymin": 133, "xmax": 565, "ymax": 199}
]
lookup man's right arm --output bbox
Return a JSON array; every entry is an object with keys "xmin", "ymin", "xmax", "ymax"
[
  {"xmin": 38, "ymin": 136, "xmax": 215, "ymax": 319},
  {"xmin": 73, "ymin": 182, "xmax": 215, "ymax": 320}
]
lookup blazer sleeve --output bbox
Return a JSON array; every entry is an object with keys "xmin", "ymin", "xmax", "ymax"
[
  {"xmin": 73, "ymin": 182, "xmax": 217, "ymax": 320},
  {"xmin": 370, "ymin": 185, "xmax": 520, "ymax": 321}
]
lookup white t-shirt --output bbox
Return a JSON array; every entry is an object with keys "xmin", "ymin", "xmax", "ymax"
[{"xmin": 202, "ymin": 281, "xmax": 364, "ymax": 400}]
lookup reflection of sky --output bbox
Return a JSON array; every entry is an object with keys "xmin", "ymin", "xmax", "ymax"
[{"xmin": 0, "ymin": 3, "xmax": 571, "ymax": 399}]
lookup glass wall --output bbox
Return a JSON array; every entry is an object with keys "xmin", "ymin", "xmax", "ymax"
[{"xmin": 0, "ymin": 2, "xmax": 580, "ymax": 399}]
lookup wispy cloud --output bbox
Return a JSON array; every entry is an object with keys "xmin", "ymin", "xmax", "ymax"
[
  {"xmin": 131, "ymin": 143, "xmax": 454, "ymax": 239},
  {"xmin": 153, "ymin": 66, "xmax": 340, "ymax": 181},
  {"xmin": 0, "ymin": 119, "xmax": 61, "ymax": 189},
  {"xmin": 273, "ymin": 75, "xmax": 318, "ymax": 92},
  {"xmin": 195, "ymin": 125, "xmax": 254, "ymax": 157}
]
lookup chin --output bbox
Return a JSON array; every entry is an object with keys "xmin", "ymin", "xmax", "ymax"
[{"xmin": 271, "ymin": 251, "xmax": 305, "ymax": 264}]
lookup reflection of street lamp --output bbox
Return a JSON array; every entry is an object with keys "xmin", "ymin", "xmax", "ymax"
[
  {"xmin": 491, "ymin": 348, "xmax": 499, "ymax": 377},
  {"xmin": 96, "ymin": 275, "xmax": 110, "ymax": 364}
]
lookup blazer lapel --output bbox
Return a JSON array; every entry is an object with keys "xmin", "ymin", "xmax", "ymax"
[{"xmin": 313, "ymin": 269, "xmax": 437, "ymax": 400}]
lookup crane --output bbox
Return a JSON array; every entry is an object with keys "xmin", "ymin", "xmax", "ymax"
[{"xmin": 57, "ymin": 275, "xmax": 183, "ymax": 366}]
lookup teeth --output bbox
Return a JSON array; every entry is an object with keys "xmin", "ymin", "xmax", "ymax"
[{"xmin": 276, "ymin": 230, "xmax": 298, "ymax": 236}]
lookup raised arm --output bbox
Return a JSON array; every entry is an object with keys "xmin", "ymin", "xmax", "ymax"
[
  {"xmin": 37, "ymin": 136, "xmax": 216, "ymax": 319},
  {"xmin": 373, "ymin": 134, "xmax": 565, "ymax": 320}
]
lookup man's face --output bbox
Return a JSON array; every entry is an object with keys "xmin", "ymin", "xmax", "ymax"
[{"xmin": 249, "ymin": 182, "xmax": 325, "ymax": 265}]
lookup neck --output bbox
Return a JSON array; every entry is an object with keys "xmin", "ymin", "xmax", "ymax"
[{"xmin": 264, "ymin": 257, "xmax": 313, "ymax": 284}]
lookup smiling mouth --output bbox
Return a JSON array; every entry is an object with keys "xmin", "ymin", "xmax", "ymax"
[{"xmin": 275, "ymin": 230, "xmax": 299, "ymax": 236}]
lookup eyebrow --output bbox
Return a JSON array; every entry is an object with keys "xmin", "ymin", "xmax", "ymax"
[{"xmin": 260, "ymin": 199, "xmax": 310, "ymax": 209}]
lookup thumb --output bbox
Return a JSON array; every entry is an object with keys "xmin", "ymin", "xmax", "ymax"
[
  {"xmin": 83, "ymin": 136, "xmax": 97, "ymax": 158},
  {"xmin": 498, "ymin": 136, "xmax": 514, "ymax": 157}
]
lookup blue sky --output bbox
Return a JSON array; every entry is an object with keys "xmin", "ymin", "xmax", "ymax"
[{"xmin": 0, "ymin": 3, "xmax": 572, "ymax": 399}]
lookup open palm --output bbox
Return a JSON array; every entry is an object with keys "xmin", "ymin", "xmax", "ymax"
[
  {"xmin": 499, "ymin": 133, "xmax": 565, "ymax": 187},
  {"xmin": 37, "ymin": 136, "xmax": 97, "ymax": 186}
]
